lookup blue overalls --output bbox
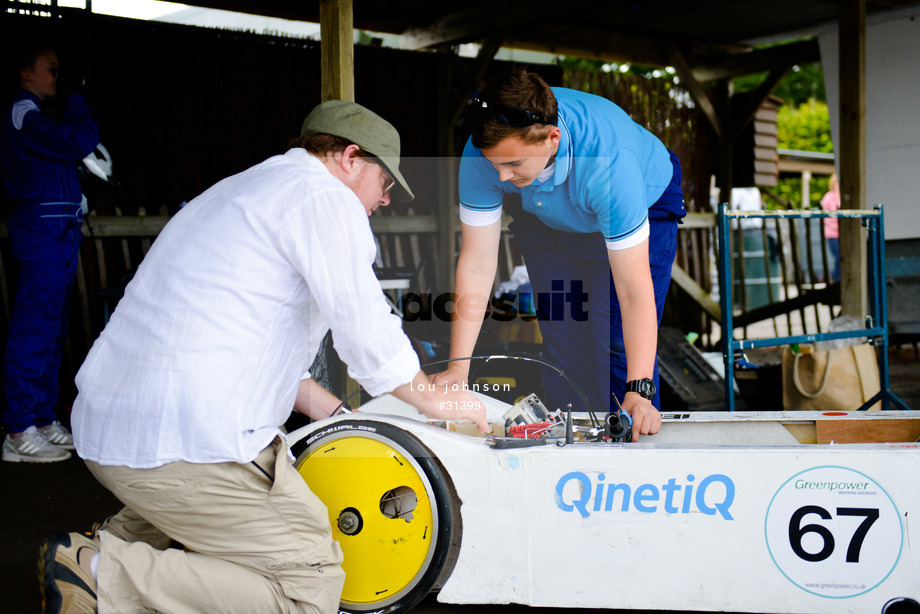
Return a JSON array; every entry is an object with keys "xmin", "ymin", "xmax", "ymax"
[
  {"xmin": 504, "ymin": 151, "xmax": 684, "ymax": 413},
  {"xmin": 460, "ymin": 87, "xmax": 686, "ymax": 414},
  {"xmin": 0, "ymin": 89, "xmax": 98, "ymax": 433}
]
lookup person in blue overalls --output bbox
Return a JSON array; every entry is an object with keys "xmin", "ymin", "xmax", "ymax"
[
  {"xmin": 431, "ymin": 68, "xmax": 685, "ymax": 441},
  {"xmin": 0, "ymin": 43, "xmax": 99, "ymax": 462}
]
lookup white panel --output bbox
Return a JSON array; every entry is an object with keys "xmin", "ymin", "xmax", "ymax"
[{"xmin": 819, "ymin": 7, "xmax": 920, "ymax": 240}]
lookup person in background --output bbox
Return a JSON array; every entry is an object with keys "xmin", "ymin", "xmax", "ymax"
[
  {"xmin": 820, "ymin": 172, "xmax": 841, "ymax": 282},
  {"xmin": 730, "ymin": 186, "xmax": 763, "ymax": 230},
  {"xmin": 38, "ymin": 101, "xmax": 487, "ymax": 614},
  {"xmin": 0, "ymin": 43, "xmax": 98, "ymax": 463},
  {"xmin": 432, "ymin": 68, "xmax": 686, "ymax": 441}
]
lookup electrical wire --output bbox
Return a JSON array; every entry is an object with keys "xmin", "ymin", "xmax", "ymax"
[{"xmin": 330, "ymin": 354, "xmax": 599, "ymax": 426}]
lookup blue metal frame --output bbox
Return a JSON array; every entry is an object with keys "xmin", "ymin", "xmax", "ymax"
[{"xmin": 717, "ymin": 203, "xmax": 911, "ymax": 411}]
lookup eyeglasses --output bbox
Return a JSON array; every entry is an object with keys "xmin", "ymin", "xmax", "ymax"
[
  {"xmin": 361, "ymin": 154, "xmax": 396, "ymax": 195},
  {"xmin": 470, "ymin": 97, "xmax": 556, "ymax": 127},
  {"xmin": 374, "ymin": 161, "xmax": 396, "ymax": 195},
  {"xmin": 381, "ymin": 169, "xmax": 396, "ymax": 195}
]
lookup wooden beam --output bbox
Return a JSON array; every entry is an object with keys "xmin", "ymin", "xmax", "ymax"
[
  {"xmin": 438, "ymin": 37, "xmax": 502, "ymax": 292},
  {"xmin": 801, "ymin": 169, "xmax": 812, "ymax": 209},
  {"xmin": 0, "ymin": 215, "xmax": 440, "ymax": 238},
  {"xmin": 777, "ymin": 157, "xmax": 836, "ymax": 175},
  {"xmin": 816, "ymin": 418, "xmax": 920, "ymax": 443},
  {"xmin": 409, "ymin": 18, "xmax": 818, "ymax": 86},
  {"xmin": 715, "ymin": 78, "xmax": 734, "ymax": 203},
  {"xmin": 449, "ymin": 35, "xmax": 503, "ymax": 128},
  {"xmin": 729, "ymin": 68, "xmax": 791, "ymax": 143},
  {"xmin": 169, "ymin": 0, "xmax": 320, "ymax": 24},
  {"xmin": 80, "ymin": 216, "xmax": 170, "ymax": 237},
  {"xmin": 319, "ymin": 0, "xmax": 354, "ymax": 102},
  {"xmin": 369, "ymin": 215, "xmax": 439, "ymax": 233},
  {"xmin": 692, "ymin": 39, "xmax": 821, "ymax": 82},
  {"xmin": 670, "ymin": 263, "xmax": 721, "ymax": 320},
  {"xmin": 680, "ymin": 212, "xmax": 717, "ymax": 229},
  {"xmin": 437, "ymin": 63, "xmax": 457, "ymax": 294},
  {"xmin": 402, "ymin": 0, "xmax": 674, "ymax": 67},
  {"xmin": 502, "ymin": 29, "xmax": 670, "ymax": 67},
  {"xmin": 402, "ymin": 0, "xmax": 592, "ymax": 50},
  {"xmin": 732, "ymin": 284, "xmax": 840, "ymax": 328},
  {"xmin": 838, "ymin": 0, "xmax": 867, "ymax": 318},
  {"xmin": 666, "ymin": 43, "xmax": 722, "ymax": 141},
  {"xmin": 501, "ymin": 36, "xmax": 817, "ymax": 84}
]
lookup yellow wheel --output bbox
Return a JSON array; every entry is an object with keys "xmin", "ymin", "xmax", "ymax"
[{"xmin": 294, "ymin": 420, "xmax": 458, "ymax": 614}]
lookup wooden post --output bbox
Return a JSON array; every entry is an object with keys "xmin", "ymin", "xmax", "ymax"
[
  {"xmin": 838, "ymin": 0, "xmax": 867, "ymax": 318},
  {"xmin": 319, "ymin": 0, "xmax": 356, "ymax": 398},
  {"xmin": 716, "ymin": 79, "xmax": 733, "ymax": 201},
  {"xmin": 437, "ymin": 64, "xmax": 457, "ymax": 293},
  {"xmin": 801, "ymin": 169, "xmax": 811, "ymax": 209},
  {"xmin": 437, "ymin": 41, "xmax": 501, "ymax": 292},
  {"xmin": 319, "ymin": 0, "xmax": 354, "ymax": 102}
]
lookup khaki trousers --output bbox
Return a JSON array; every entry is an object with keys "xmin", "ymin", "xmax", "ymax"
[{"xmin": 86, "ymin": 437, "xmax": 344, "ymax": 614}]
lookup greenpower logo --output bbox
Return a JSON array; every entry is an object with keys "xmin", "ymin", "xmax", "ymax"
[{"xmin": 794, "ymin": 479, "xmax": 873, "ymax": 493}]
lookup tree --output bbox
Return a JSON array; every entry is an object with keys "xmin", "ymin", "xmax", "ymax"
[
  {"xmin": 775, "ymin": 99, "xmax": 833, "ymax": 208},
  {"xmin": 777, "ymin": 99, "xmax": 833, "ymax": 153},
  {"xmin": 558, "ymin": 52, "xmax": 834, "ymax": 208},
  {"xmin": 734, "ymin": 63, "xmax": 826, "ymax": 107}
]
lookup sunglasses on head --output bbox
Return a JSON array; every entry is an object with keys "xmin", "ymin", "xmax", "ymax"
[{"xmin": 470, "ymin": 97, "xmax": 556, "ymax": 127}]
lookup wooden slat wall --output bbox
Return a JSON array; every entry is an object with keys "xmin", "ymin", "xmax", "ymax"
[{"xmin": 0, "ymin": 10, "xmax": 732, "ymax": 393}]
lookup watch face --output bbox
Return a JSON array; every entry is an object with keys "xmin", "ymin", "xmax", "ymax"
[{"xmin": 628, "ymin": 379, "xmax": 656, "ymax": 399}]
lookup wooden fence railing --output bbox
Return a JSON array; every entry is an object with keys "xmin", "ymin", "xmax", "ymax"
[
  {"xmin": 0, "ymin": 206, "xmax": 840, "ymax": 396},
  {"xmin": 0, "ymin": 213, "xmax": 445, "ymax": 386}
]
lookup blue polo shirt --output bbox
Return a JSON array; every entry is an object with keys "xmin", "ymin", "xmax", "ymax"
[{"xmin": 459, "ymin": 87, "xmax": 674, "ymax": 249}]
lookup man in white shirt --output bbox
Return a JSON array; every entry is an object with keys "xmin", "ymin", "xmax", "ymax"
[{"xmin": 38, "ymin": 101, "xmax": 487, "ymax": 614}]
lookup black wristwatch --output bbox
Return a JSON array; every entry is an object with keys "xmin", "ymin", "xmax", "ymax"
[{"xmin": 626, "ymin": 378, "xmax": 657, "ymax": 400}]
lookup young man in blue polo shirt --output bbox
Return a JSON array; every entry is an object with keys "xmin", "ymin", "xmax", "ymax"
[{"xmin": 432, "ymin": 68, "xmax": 686, "ymax": 440}]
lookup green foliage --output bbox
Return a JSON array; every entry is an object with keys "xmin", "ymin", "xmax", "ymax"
[
  {"xmin": 733, "ymin": 63, "xmax": 826, "ymax": 106},
  {"xmin": 557, "ymin": 54, "xmax": 834, "ymax": 210},
  {"xmin": 557, "ymin": 57, "xmax": 677, "ymax": 81},
  {"xmin": 772, "ymin": 98, "xmax": 833, "ymax": 208},
  {"xmin": 561, "ymin": 66, "xmax": 696, "ymax": 158},
  {"xmin": 775, "ymin": 64, "xmax": 826, "ymax": 105},
  {"xmin": 733, "ymin": 60, "xmax": 833, "ymax": 209},
  {"xmin": 777, "ymin": 99, "xmax": 833, "ymax": 153},
  {"xmin": 557, "ymin": 56, "xmax": 606, "ymax": 72},
  {"xmin": 772, "ymin": 175, "xmax": 832, "ymax": 210}
]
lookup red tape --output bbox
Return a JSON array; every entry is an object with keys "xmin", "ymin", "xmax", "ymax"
[{"xmin": 507, "ymin": 421, "xmax": 551, "ymax": 439}]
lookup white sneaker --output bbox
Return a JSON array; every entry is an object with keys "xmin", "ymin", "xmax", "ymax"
[
  {"xmin": 41, "ymin": 420, "xmax": 76, "ymax": 450},
  {"xmin": 1, "ymin": 426, "xmax": 71, "ymax": 463}
]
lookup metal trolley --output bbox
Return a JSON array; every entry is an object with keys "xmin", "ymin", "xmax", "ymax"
[{"xmin": 717, "ymin": 203, "xmax": 910, "ymax": 412}]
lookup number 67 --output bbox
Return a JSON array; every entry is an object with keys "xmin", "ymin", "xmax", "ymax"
[{"xmin": 789, "ymin": 506, "xmax": 879, "ymax": 563}]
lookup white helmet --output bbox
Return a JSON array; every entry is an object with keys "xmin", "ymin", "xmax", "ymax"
[{"xmin": 83, "ymin": 143, "xmax": 113, "ymax": 182}]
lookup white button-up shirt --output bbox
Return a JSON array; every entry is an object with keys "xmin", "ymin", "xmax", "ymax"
[{"xmin": 73, "ymin": 149, "xmax": 419, "ymax": 468}]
